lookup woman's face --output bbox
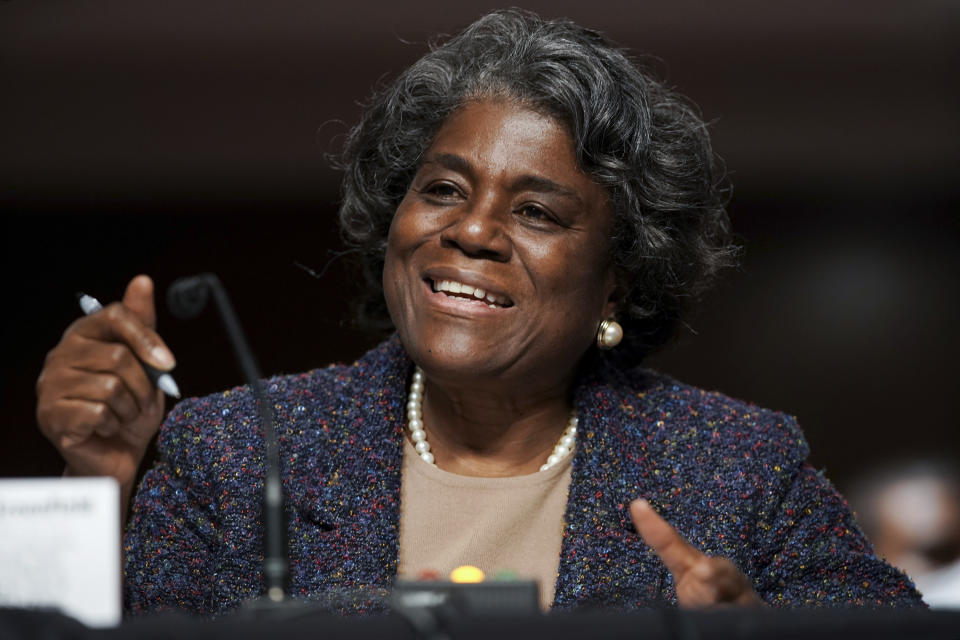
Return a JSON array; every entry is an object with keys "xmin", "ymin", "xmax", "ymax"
[{"xmin": 383, "ymin": 100, "xmax": 617, "ymax": 392}]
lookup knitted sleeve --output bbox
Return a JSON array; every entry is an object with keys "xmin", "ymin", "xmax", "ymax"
[
  {"xmin": 752, "ymin": 462, "xmax": 924, "ymax": 607},
  {"xmin": 122, "ymin": 394, "xmax": 263, "ymax": 616}
]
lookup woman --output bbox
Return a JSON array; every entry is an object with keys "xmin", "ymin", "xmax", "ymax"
[{"xmin": 35, "ymin": 10, "xmax": 921, "ymax": 614}]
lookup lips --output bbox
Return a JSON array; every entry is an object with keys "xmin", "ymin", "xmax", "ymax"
[{"xmin": 428, "ymin": 278, "xmax": 514, "ymax": 308}]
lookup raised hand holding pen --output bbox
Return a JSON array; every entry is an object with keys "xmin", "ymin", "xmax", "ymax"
[
  {"xmin": 77, "ymin": 293, "xmax": 180, "ymax": 399},
  {"xmin": 630, "ymin": 499, "xmax": 764, "ymax": 607},
  {"xmin": 36, "ymin": 275, "xmax": 176, "ymax": 517}
]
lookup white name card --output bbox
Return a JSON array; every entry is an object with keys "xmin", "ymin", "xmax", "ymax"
[{"xmin": 0, "ymin": 477, "xmax": 121, "ymax": 627}]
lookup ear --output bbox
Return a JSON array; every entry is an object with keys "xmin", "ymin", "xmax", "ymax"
[{"xmin": 599, "ymin": 267, "xmax": 624, "ymax": 320}]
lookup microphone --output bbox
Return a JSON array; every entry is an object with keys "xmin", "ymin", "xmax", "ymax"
[{"xmin": 167, "ymin": 274, "xmax": 290, "ymax": 607}]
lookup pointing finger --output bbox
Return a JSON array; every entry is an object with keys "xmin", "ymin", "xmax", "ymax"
[{"xmin": 630, "ymin": 498, "xmax": 702, "ymax": 577}]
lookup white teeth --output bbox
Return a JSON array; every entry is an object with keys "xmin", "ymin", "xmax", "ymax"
[{"xmin": 432, "ymin": 280, "xmax": 508, "ymax": 307}]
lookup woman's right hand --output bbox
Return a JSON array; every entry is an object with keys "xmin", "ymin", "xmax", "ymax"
[{"xmin": 36, "ymin": 275, "xmax": 175, "ymax": 504}]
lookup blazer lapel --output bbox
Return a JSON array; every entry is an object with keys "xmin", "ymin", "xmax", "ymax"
[
  {"xmin": 285, "ymin": 338, "xmax": 410, "ymax": 611},
  {"xmin": 553, "ymin": 364, "xmax": 676, "ymax": 609}
]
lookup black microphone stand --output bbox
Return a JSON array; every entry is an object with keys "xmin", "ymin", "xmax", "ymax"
[{"xmin": 167, "ymin": 273, "xmax": 292, "ymax": 610}]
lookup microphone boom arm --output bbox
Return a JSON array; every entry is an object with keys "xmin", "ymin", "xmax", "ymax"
[{"xmin": 167, "ymin": 273, "xmax": 289, "ymax": 603}]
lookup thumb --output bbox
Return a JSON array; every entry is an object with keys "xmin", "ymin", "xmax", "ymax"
[{"xmin": 122, "ymin": 274, "xmax": 157, "ymax": 329}]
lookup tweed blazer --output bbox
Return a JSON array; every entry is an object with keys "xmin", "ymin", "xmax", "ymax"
[{"xmin": 124, "ymin": 337, "xmax": 922, "ymax": 614}]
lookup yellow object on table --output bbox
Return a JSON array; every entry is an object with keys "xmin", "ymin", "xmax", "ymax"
[{"xmin": 449, "ymin": 565, "xmax": 485, "ymax": 583}]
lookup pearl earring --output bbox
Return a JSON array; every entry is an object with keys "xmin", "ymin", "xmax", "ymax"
[{"xmin": 596, "ymin": 319, "xmax": 623, "ymax": 350}]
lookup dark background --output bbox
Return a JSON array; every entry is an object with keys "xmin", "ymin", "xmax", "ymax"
[{"xmin": 2, "ymin": 0, "xmax": 958, "ymax": 492}]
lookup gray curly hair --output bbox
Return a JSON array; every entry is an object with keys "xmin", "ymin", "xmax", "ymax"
[{"xmin": 335, "ymin": 9, "xmax": 736, "ymax": 362}]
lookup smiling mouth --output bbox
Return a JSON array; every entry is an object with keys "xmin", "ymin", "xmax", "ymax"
[{"xmin": 429, "ymin": 279, "xmax": 514, "ymax": 309}]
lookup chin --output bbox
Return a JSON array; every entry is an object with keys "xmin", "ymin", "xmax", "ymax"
[{"xmin": 402, "ymin": 330, "xmax": 510, "ymax": 379}]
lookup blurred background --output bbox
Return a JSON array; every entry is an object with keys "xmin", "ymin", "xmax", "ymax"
[{"xmin": 2, "ymin": 0, "xmax": 958, "ymax": 498}]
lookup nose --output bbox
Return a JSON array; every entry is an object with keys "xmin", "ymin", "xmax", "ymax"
[{"xmin": 440, "ymin": 195, "xmax": 512, "ymax": 261}]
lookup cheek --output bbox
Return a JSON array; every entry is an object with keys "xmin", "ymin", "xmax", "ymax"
[
  {"xmin": 521, "ymin": 247, "xmax": 614, "ymax": 353},
  {"xmin": 529, "ymin": 239, "xmax": 612, "ymax": 306},
  {"xmin": 382, "ymin": 200, "xmax": 434, "ymax": 324},
  {"xmin": 385, "ymin": 196, "xmax": 436, "ymax": 254},
  {"xmin": 382, "ymin": 215, "xmax": 409, "ymax": 321}
]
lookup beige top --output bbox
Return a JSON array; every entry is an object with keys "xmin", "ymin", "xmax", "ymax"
[{"xmin": 397, "ymin": 438, "xmax": 573, "ymax": 610}]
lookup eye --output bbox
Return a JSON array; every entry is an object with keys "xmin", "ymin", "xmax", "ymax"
[
  {"xmin": 515, "ymin": 203, "xmax": 559, "ymax": 225},
  {"xmin": 418, "ymin": 181, "xmax": 463, "ymax": 200}
]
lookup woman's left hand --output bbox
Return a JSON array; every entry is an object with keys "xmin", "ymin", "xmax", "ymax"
[{"xmin": 630, "ymin": 499, "xmax": 764, "ymax": 607}]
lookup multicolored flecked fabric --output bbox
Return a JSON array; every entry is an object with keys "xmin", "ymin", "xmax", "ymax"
[{"xmin": 123, "ymin": 336, "xmax": 922, "ymax": 615}]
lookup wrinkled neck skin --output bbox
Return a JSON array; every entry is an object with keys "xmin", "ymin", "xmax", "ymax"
[{"xmin": 415, "ymin": 370, "xmax": 576, "ymax": 477}]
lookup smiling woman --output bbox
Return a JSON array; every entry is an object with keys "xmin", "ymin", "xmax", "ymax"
[
  {"xmin": 385, "ymin": 102, "xmax": 616, "ymax": 421},
  {"xmin": 34, "ymin": 9, "xmax": 923, "ymax": 616}
]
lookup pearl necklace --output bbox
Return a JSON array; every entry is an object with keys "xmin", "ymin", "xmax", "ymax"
[{"xmin": 406, "ymin": 367, "xmax": 578, "ymax": 472}]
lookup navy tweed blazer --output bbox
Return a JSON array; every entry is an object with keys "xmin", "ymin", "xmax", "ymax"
[{"xmin": 124, "ymin": 336, "xmax": 922, "ymax": 614}]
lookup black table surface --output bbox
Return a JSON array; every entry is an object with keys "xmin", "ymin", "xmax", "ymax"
[{"xmin": 3, "ymin": 606, "xmax": 959, "ymax": 640}]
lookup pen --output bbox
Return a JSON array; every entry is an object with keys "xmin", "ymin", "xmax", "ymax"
[{"xmin": 77, "ymin": 293, "xmax": 182, "ymax": 399}]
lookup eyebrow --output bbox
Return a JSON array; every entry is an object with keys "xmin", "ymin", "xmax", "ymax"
[{"xmin": 422, "ymin": 152, "xmax": 584, "ymax": 206}]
